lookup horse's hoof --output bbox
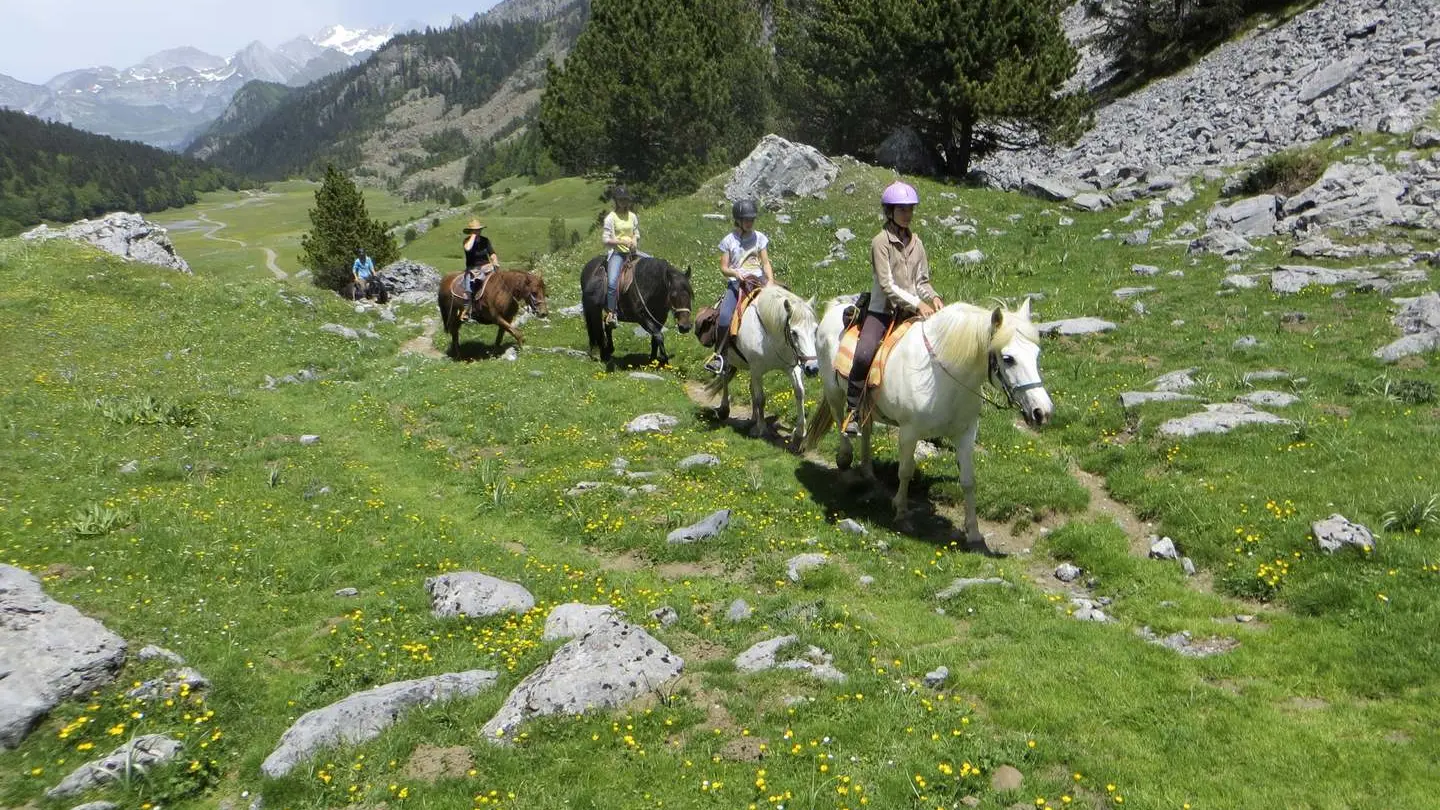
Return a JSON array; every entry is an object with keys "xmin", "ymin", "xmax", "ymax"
[
  {"xmin": 836, "ymin": 446, "xmax": 853, "ymax": 471},
  {"xmin": 748, "ymin": 423, "xmax": 767, "ymax": 439},
  {"xmin": 716, "ymin": 406, "xmax": 730, "ymax": 422}
]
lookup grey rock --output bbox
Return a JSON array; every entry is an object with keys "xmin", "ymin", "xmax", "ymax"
[
  {"xmin": 1131, "ymin": 264, "xmax": 1161, "ymax": 276},
  {"xmin": 481, "ymin": 620, "xmax": 681, "ymax": 742},
  {"xmin": 1138, "ymin": 627, "xmax": 1239, "ymax": 658},
  {"xmin": 137, "ymin": 644, "xmax": 184, "ymax": 665},
  {"xmin": 1069, "ymin": 596, "xmax": 1110, "ymax": 622},
  {"xmin": 1151, "ymin": 368, "xmax": 1199, "ymax": 392},
  {"xmin": 1270, "ymin": 264, "xmax": 1382, "ymax": 294},
  {"xmin": 649, "ymin": 606, "xmax": 679, "ymax": 627},
  {"xmin": 1054, "ymin": 563, "xmax": 1082, "ymax": 583},
  {"xmin": 1237, "ymin": 390, "xmax": 1300, "ymax": 407},
  {"xmin": 736, "ymin": 636, "xmax": 845, "ymax": 682},
  {"xmin": 667, "ymin": 509, "xmax": 731, "ymax": 544},
  {"xmin": 70, "ymin": 803, "xmax": 119, "ymax": 810},
  {"xmin": 951, "ymin": 249, "xmax": 986, "ymax": 265},
  {"xmin": 1189, "ymin": 230, "xmax": 1256, "ymax": 257},
  {"xmin": 23, "ymin": 213, "xmax": 190, "ymax": 273},
  {"xmin": 1173, "ymin": 221, "xmax": 1199, "ymax": 238},
  {"xmin": 1297, "ymin": 56, "xmax": 1366, "ymax": 103},
  {"xmin": 334, "ymin": 587, "xmax": 359, "ymax": 598},
  {"xmin": 319, "ymin": 323, "xmax": 360, "ymax": 340},
  {"xmin": 1113, "ymin": 285, "xmax": 1156, "ymax": 300},
  {"xmin": 923, "ymin": 665, "xmax": 950, "ymax": 689},
  {"xmin": 1021, "ymin": 175, "xmax": 1076, "ymax": 201},
  {"xmin": 1413, "ymin": 129, "xmax": 1440, "ymax": 149},
  {"xmin": 262, "ymin": 671, "xmax": 497, "ymax": 776},
  {"xmin": 1122, "ymin": 228, "xmax": 1151, "ymax": 246},
  {"xmin": 786, "ymin": 553, "xmax": 829, "ymax": 582},
  {"xmin": 1036, "ymin": 317, "xmax": 1116, "ymax": 336},
  {"xmin": 425, "ymin": 572, "xmax": 535, "ymax": 618},
  {"xmin": 47, "ymin": 735, "xmax": 182, "ymax": 797},
  {"xmin": 1393, "ymin": 292, "xmax": 1440, "ymax": 335},
  {"xmin": 1222, "ymin": 274, "xmax": 1260, "ymax": 290},
  {"xmin": 1149, "ymin": 536, "xmax": 1180, "ymax": 560},
  {"xmin": 835, "ymin": 227, "xmax": 856, "ymax": 244},
  {"xmin": 726, "ymin": 135, "xmax": 838, "ymax": 204},
  {"xmin": 1207, "ymin": 195, "xmax": 1279, "ymax": 237},
  {"xmin": 1232, "ymin": 335, "xmax": 1260, "ymax": 349},
  {"xmin": 559, "ymin": 303, "xmax": 584, "ymax": 318},
  {"xmin": 1182, "ymin": 557, "xmax": 1197, "ymax": 576},
  {"xmin": 935, "ymin": 577, "xmax": 1010, "ymax": 599},
  {"xmin": 726, "ymin": 599, "xmax": 753, "ymax": 622},
  {"xmin": 1058, "ymin": 216, "xmax": 1075, "ymax": 226},
  {"xmin": 677, "ymin": 453, "xmax": 721, "ymax": 470},
  {"xmin": 543, "ymin": 603, "xmax": 619, "ymax": 641},
  {"xmin": 1071, "ymin": 193, "xmax": 1112, "ymax": 211},
  {"xmin": 1120, "ymin": 391, "xmax": 1202, "ymax": 409},
  {"xmin": 1312, "ymin": 514, "xmax": 1376, "ymax": 554},
  {"xmin": 858, "ymin": 575, "xmax": 876, "ymax": 587},
  {"xmin": 1374, "ymin": 332, "xmax": 1440, "ymax": 362},
  {"xmin": 702, "ymin": 213, "xmax": 728, "ymax": 221},
  {"xmin": 298, "ymin": 434, "xmax": 320, "ymax": 445},
  {"xmin": 1243, "ymin": 369, "xmax": 1291, "ymax": 383},
  {"xmin": 565, "ymin": 481, "xmax": 605, "ymax": 496},
  {"xmin": 1157, "ymin": 403, "xmax": 1292, "ymax": 437},
  {"xmin": 0, "ymin": 565, "xmax": 126, "ymax": 749},
  {"xmin": 127, "ymin": 667, "xmax": 209, "ymax": 701},
  {"xmin": 1281, "ymin": 162, "xmax": 1406, "ymax": 235},
  {"xmin": 625, "ymin": 413, "xmax": 680, "ymax": 433},
  {"xmin": 836, "ymin": 518, "xmax": 868, "ymax": 535},
  {"xmin": 117, "ymin": 460, "xmax": 139, "ymax": 474},
  {"xmin": 735, "ymin": 635, "xmax": 797, "ymax": 672}
]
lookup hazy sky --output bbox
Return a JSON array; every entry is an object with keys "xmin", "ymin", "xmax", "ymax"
[{"xmin": 0, "ymin": 0, "xmax": 500, "ymax": 84}]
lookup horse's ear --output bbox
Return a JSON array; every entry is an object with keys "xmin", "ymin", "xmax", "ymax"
[
  {"xmin": 807, "ymin": 295, "xmax": 817, "ymax": 310},
  {"xmin": 1018, "ymin": 297, "xmax": 1032, "ymax": 319},
  {"xmin": 684, "ymin": 266, "xmax": 692, "ymax": 279},
  {"xmin": 991, "ymin": 306, "xmax": 1004, "ymax": 331}
]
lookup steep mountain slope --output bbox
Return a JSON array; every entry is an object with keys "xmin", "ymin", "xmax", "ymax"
[
  {"xmin": 0, "ymin": 25, "xmax": 397, "ymax": 150},
  {"xmin": 185, "ymin": 82, "xmax": 295, "ymax": 161},
  {"xmin": 0, "ymin": 109, "xmax": 238, "ymax": 236},
  {"xmin": 198, "ymin": 0, "xmax": 589, "ymax": 194}
]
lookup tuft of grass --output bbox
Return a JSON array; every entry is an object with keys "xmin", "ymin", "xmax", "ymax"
[
  {"xmin": 93, "ymin": 394, "xmax": 197, "ymax": 427},
  {"xmin": 68, "ymin": 503, "xmax": 132, "ymax": 536},
  {"xmin": 1236, "ymin": 147, "xmax": 1327, "ymax": 197},
  {"xmin": 1381, "ymin": 495, "xmax": 1440, "ymax": 534}
]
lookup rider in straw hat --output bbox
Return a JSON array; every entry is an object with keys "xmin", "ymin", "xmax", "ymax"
[
  {"xmin": 461, "ymin": 218, "xmax": 499, "ymax": 320},
  {"xmin": 841, "ymin": 180, "xmax": 944, "ymax": 436}
]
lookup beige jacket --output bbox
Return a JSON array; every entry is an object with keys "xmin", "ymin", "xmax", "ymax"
[{"xmin": 868, "ymin": 225, "xmax": 936, "ymax": 314}]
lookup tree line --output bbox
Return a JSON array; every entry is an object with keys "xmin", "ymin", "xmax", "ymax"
[{"xmin": 0, "ymin": 109, "xmax": 241, "ymax": 237}]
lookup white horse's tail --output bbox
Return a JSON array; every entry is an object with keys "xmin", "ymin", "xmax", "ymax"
[
  {"xmin": 702, "ymin": 370, "xmax": 730, "ymax": 398},
  {"xmin": 802, "ymin": 396, "xmax": 833, "ymax": 451}
]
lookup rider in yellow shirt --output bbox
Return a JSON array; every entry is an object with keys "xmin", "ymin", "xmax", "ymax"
[{"xmin": 601, "ymin": 186, "xmax": 638, "ymax": 326}]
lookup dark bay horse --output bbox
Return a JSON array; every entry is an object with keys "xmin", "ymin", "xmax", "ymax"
[
  {"xmin": 437, "ymin": 270, "xmax": 549, "ymax": 358},
  {"xmin": 580, "ymin": 256, "xmax": 693, "ymax": 368}
]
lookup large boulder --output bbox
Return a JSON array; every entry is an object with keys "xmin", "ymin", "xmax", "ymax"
[
  {"xmin": 21, "ymin": 213, "xmax": 190, "ymax": 273},
  {"xmin": 1280, "ymin": 162, "xmax": 1407, "ymax": 235},
  {"xmin": 1206, "ymin": 195, "xmax": 1280, "ymax": 237},
  {"xmin": 875, "ymin": 126, "xmax": 940, "ymax": 175},
  {"xmin": 425, "ymin": 572, "xmax": 535, "ymax": 618},
  {"xmin": 480, "ymin": 618, "xmax": 683, "ymax": 741},
  {"xmin": 1375, "ymin": 292, "xmax": 1440, "ymax": 362},
  {"xmin": 725, "ymin": 135, "xmax": 839, "ymax": 204},
  {"xmin": 379, "ymin": 259, "xmax": 443, "ymax": 296},
  {"xmin": 1157, "ymin": 403, "xmax": 1291, "ymax": 437},
  {"xmin": 0, "ymin": 565, "xmax": 127, "ymax": 749},
  {"xmin": 261, "ymin": 670, "xmax": 498, "ymax": 777}
]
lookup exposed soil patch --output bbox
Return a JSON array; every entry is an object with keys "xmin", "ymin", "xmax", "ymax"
[
  {"xmin": 1068, "ymin": 464, "xmax": 1153, "ymax": 557},
  {"xmin": 668, "ymin": 631, "xmax": 730, "ymax": 664},
  {"xmin": 404, "ymin": 744, "xmax": 473, "ymax": 783},
  {"xmin": 400, "ymin": 318, "xmax": 445, "ymax": 359},
  {"xmin": 719, "ymin": 736, "xmax": 768, "ymax": 762},
  {"xmin": 1286, "ymin": 696, "xmax": 1330, "ymax": 711}
]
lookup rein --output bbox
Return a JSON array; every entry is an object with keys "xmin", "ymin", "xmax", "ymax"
[
  {"xmin": 782, "ymin": 307, "xmax": 817, "ymax": 367},
  {"xmin": 919, "ymin": 319, "xmax": 1040, "ymax": 412}
]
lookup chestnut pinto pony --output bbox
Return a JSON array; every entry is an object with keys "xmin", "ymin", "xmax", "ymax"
[{"xmin": 437, "ymin": 270, "xmax": 549, "ymax": 358}]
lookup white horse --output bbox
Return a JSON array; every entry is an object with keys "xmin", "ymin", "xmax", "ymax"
[
  {"xmin": 804, "ymin": 297, "xmax": 1053, "ymax": 544},
  {"xmin": 703, "ymin": 285, "xmax": 821, "ymax": 447}
]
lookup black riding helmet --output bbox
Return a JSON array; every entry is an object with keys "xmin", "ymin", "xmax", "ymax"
[
  {"xmin": 731, "ymin": 199, "xmax": 758, "ymax": 221},
  {"xmin": 612, "ymin": 185, "xmax": 632, "ymax": 203}
]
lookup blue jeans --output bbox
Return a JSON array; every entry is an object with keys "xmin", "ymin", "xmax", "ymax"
[
  {"xmin": 606, "ymin": 251, "xmax": 626, "ymax": 312},
  {"xmin": 717, "ymin": 280, "xmax": 741, "ymax": 332}
]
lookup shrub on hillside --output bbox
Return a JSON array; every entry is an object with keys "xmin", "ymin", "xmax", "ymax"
[
  {"xmin": 298, "ymin": 165, "xmax": 398, "ymax": 290},
  {"xmin": 1237, "ymin": 148, "xmax": 1327, "ymax": 197}
]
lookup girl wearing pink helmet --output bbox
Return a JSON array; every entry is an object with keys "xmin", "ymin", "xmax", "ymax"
[{"xmin": 841, "ymin": 180, "xmax": 944, "ymax": 436}]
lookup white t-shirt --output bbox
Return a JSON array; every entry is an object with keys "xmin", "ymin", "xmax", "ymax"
[{"xmin": 717, "ymin": 230, "xmax": 769, "ymax": 278}]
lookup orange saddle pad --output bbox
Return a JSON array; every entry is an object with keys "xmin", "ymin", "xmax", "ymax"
[
  {"xmin": 833, "ymin": 317, "xmax": 916, "ymax": 387},
  {"xmin": 728, "ymin": 286, "xmax": 764, "ymax": 339}
]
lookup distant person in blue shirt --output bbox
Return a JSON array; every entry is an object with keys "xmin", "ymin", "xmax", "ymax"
[{"xmin": 352, "ymin": 247, "xmax": 375, "ymax": 284}]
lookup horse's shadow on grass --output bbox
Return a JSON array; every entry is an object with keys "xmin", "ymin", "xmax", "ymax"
[
  {"xmin": 452, "ymin": 339, "xmax": 518, "ymax": 362},
  {"xmin": 694, "ymin": 406, "xmax": 796, "ymax": 454},
  {"xmin": 605, "ymin": 352, "xmax": 675, "ymax": 372},
  {"xmin": 795, "ymin": 460, "xmax": 963, "ymax": 544}
]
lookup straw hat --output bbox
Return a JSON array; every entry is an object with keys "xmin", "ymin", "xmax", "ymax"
[{"xmin": 462, "ymin": 218, "xmax": 485, "ymax": 233}]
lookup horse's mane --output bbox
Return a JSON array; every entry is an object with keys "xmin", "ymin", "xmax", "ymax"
[
  {"xmin": 756, "ymin": 285, "xmax": 815, "ymax": 335},
  {"xmin": 927, "ymin": 302, "xmax": 1038, "ymax": 367}
]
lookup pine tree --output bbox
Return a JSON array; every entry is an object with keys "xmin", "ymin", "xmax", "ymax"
[
  {"xmin": 538, "ymin": 0, "xmax": 772, "ymax": 197},
  {"xmin": 777, "ymin": 0, "xmax": 1089, "ymax": 176},
  {"xmin": 298, "ymin": 165, "xmax": 398, "ymax": 290}
]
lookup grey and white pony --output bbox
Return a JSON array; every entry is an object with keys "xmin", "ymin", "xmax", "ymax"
[
  {"xmin": 804, "ymin": 297, "xmax": 1053, "ymax": 544},
  {"xmin": 702, "ymin": 285, "xmax": 820, "ymax": 448}
]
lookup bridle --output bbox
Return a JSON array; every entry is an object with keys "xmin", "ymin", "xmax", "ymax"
[
  {"xmin": 783, "ymin": 308, "xmax": 817, "ymax": 367},
  {"xmin": 919, "ymin": 319, "xmax": 1043, "ymax": 413}
]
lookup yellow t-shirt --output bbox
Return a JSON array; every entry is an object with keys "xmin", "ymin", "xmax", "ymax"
[{"xmin": 607, "ymin": 211, "xmax": 638, "ymax": 254}]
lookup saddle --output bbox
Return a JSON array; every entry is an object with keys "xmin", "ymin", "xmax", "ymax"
[
  {"xmin": 694, "ymin": 277, "xmax": 766, "ymax": 349},
  {"xmin": 833, "ymin": 314, "xmax": 917, "ymax": 388},
  {"xmin": 453, "ymin": 268, "xmax": 495, "ymax": 321},
  {"xmin": 617, "ymin": 253, "xmax": 639, "ymax": 296}
]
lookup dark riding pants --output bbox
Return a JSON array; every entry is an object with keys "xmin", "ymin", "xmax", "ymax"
[{"xmin": 846, "ymin": 310, "xmax": 892, "ymax": 414}]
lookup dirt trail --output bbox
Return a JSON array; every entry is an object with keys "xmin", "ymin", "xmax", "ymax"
[
  {"xmin": 262, "ymin": 248, "xmax": 287, "ymax": 280},
  {"xmin": 400, "ymin": 318, "xmax": 445, "ymax": 359},
  {"xmin": 196, "ymin": 212, "xmax": 287, "ymax": 280},
  {"xmin": 197, "ymin": 213, "xmax": 246, "ymax": 247}
]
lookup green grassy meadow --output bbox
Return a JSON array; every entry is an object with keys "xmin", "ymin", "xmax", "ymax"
[{"xmin": 2, "ymin": 131, "xmax": 1439, "ymax": 810}]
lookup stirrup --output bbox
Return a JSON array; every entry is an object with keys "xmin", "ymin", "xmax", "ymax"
[
  {"xmin": 841, "ymin": 410, "xmax": 862, "ymax": 437},
  {"xmin": 604, "ymin": 310, "xmax": 617, "ymax": 326},
  {"xmin": 704, "ymin": 353, "xmax": 726, "ymax": 375}
]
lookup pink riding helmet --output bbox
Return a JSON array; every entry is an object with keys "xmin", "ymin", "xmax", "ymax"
[{"xmin": 881, "ymin": 181, "xmax": 919, "ymax": 206}]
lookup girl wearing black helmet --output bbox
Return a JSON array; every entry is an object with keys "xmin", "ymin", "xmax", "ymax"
[{"xmin": 705, "ymin": 198, "xmax": 773, "ymax": 374}]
